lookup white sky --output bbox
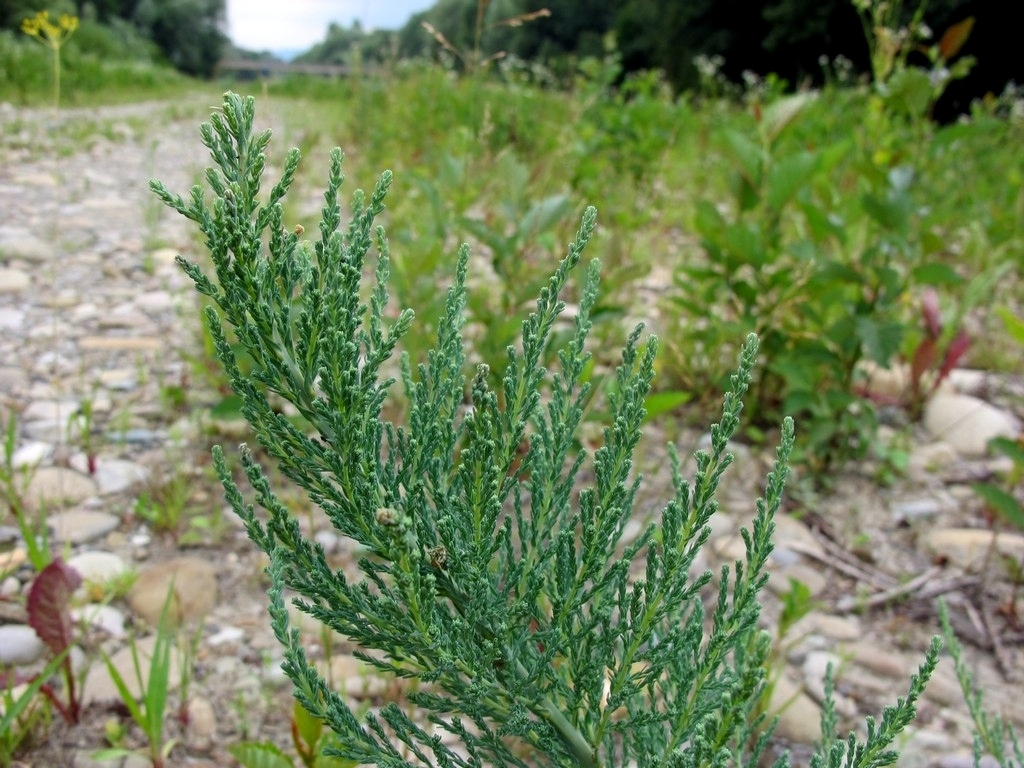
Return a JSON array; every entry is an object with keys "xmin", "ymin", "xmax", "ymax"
[{"xmin": 227, "ymin": 0, "xmax": 437, "ymax": 52}]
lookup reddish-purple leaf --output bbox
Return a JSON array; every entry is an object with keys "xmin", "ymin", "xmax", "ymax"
[
  {"xmin": 939, "ymin": 17, "xmax": 975, "ymax": 61},
  {"xmin": 910, "ymin": 337, "xmax": 937, "ymax": 387},
  {"xmin": 921, "ymin": 288, "xmax": 942, "ymax": 338},
  {"xmin": 935, "ymin": 329, "xmax": 970, "ymax": 386},
  {"xmin": 27, "ymin": 559, "xmax": 82, "ymax": 657}
]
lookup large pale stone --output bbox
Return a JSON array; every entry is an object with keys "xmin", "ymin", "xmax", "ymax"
[
  {"xmin": 128, "ymin": 556, "xmax": 218, "ymax": 627},
  {"xmin": 0, "ymin": 267, "xmax": 30, "ymax": 293},
  {"xmin": 24, "ymin": 466, "xmax": 99, "ymax": 512},
  {"xmin": 923, "ymin": 393, "xmax": 1020, "ymax": 457},
  {"xmin": 78, "ymin": 335, "xmax": 162, "ymax": 351},
  {"xmin": 922, "ymin": 528, "xmax": 1024, "ymax": 572},
  {"xmin": 47, "ymin": 510, "xmax": 120, "ymax": 544},
  {"xmin": 769, "ymin": 675, "xmax": 824, "ymax": 744}
]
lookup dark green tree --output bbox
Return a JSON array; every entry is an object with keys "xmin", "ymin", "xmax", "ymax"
[{"xmin": 132, "ymin": 0, "xmax": 226, "ymax": 77}]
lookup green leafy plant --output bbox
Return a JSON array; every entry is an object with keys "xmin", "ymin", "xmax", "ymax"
[
  {"xmin": 153, "ymin": 90, "xmax": 940, "ymax": 767},
  {"xmin": 93, "ymin": 588, "xmax": 180, "ymax": 768},
  {"xmin": 230, "ymin": 700, "xmax": 357, "ymax": 768},
  {"xmin": 665, "ymin": 92, "xmax": 908, "ymax": 471},
  {"xmin": 1, "ymin": 650, "xmax": 67, "ymax": 764},
  {"xmin": 851, "ymin": 0, "xmax": 975, "ymax": 119}
]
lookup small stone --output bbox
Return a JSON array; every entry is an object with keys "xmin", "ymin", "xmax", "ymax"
[
  {"xmin": 23, "ymin": 466, "xmax": 99, "ymax": 512},
  {"xmin": 0, "ymin": 624, "xmax": 46, "ymax": 666},
  {"xmin": 47, "ymin": 510, "xmax": 121, "ymax": 545},
  {"xmin": 0, "ymin": 233, "xmax": 50, "ymax": 262},
  {"xmin": 329, "ymin": 654, "xmax": 391, "ymax": 700},
  {"xmin": 314, "ymin": 529, "xmax": 340, "ymax": 553},
  {"xmin": 859, "ymin": 361, "xmax": 910, "ymax": 400},
  {"xmin": 128, "ymin": 556, "xmax": 218, "ymax": 626},
  {"xmin": 946, "ymin": 368, "xmax": 987, "ymax": 395},
  {"xmin": 78, "ymin": 336, "xmax": 163, "ymax": 352},
  {"xmin": 70, "ymin": 603, "xmax": 127, "ymax": 638},
  {"xmin": 790, "ymin": 613, "xmax": 863, "ymax": 642},
  {"xmin": 0, "ymin": 307, "xmax": 24, "ymax": 330},
  {"xmin": 22, "ymin": 399, "xmax": 80, "ymax": 423},
  {"xmin": 768, "ymin": 675, "xmax": 823, "ymax": 744},
  {"xmin": 890, "ymin": 497, "xmax": 942, "ymax": 522},
  {"xmin": 0, "ymin": 267, "xmax": 30, "ymax": 293},
  {"xmin": 0, "ymin": 547, "xmax": 27, "ymax": 573},
  {"xmin": 10, "ymin": 440, "xmax": 52, "ymax": 469},
  {"xmin": 907, "ymin": 441, "xmax": 958, "ymax": 477},
  {"xmin": 839, "ymin": 640, "xmax": 909, "ymax": 679},
  {"xmin": 187, "ymin": 696, "xmax": 218, "ymax": 750},
  {"xmin": 1, "ymin": 575, "xmax": 21, "ymax": 598},
  {"xmin": 93, "ymin": 458, "xmax": 149, "ymax": 495},
  {"xmin": 146, "ymin": 249, "xmax": 180, "ymax": 272},
  {"xmin": 924, "ymin": 393, "xmax": 1020, "ymax": 457},
  {"xmin": 0, "ymin": 366, "xmax": 28, "ymax": 392},
  {"xmin": 897, "ymin": 730, "xmax": 958, "ymax": 768},
  {"xmin": 97, "ymin": 368, "xmax": 138, "ymax": 390},
  {"xmin": 801, "ymin": 651, "xmax": 857, "ymax": 716},
  {"xmin": 67, "ymin": 550, "xmax": 128, "ymax": 585},
  {"xmin": 768, "ymin": 563, "xmax": 828, "ymax": 597},
  {"xmin": 922, "ymin": 528, "xmax": 1024, "ymax": 572},
  {"xmin": 937, "ymin": 756, "xmax": 1001, "ymax": 768},
  {"xmin": 208, "ymin": 626, "xmax": 245, "ymax": 646},
  {"xmin": 134, "ymin": 289, "xmax": 175, "ymax": 311},
  {"xmin": 98, "ymin": 307, "xmax": 150, "ymax": 330},
  {"xmin": 922, "ymin": 666, "xmax": 964, "ymax": 707}
]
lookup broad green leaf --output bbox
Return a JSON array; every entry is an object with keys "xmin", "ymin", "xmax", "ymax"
[
  {"xmin": 229, "ymin": 741, "xmax": 294, "ymax": 768},
  {"xmin": 761, "ymin": 92, "xmax": 815, "ymax": 144},
  {"xmin": 723, "ymin": 221, "xmax": 766, "ymax": 267},
  {"xmin": 856, "ymin": 317, "xmax": 904, "ymax": 365},
  {"xmin": 766, "ymin": 150, "xmax": 820, "ymax": 212},
  {"xmin": 643, "ymin": 391, "xmax": 692, "ymax": 421},
  {"xmin": 800, "ymin": 202, "xmax": 846, "ymax": 244},
  {"xmin": 911, "ymin": 263, "xmax": 963, "ymax": 286},
  {"xmin": 782, "ymin": 389, "xmax": 817, "ymax": 413},
  {"xmin": 720, "ymin": 128, "xmax": 764, "ymax": 188},
  {"xmin": 210, "ymin": 394, "xmax": 244, "ymax": 419},
  {"xmin": 996, "ymin": 306, "xmax": 1024, "ymax": 345},
  {"xmin": 988, "ymin": 436, "xmax": 1024, "ymax": 465},
  {"xmin": 972, "ymin": 483, "xmax": 1024, "ymax": 530},
  {"xmin": 861, "ymin": 191, "xmax": 911, "ymax": 234},
  {"xmin": 519, "ymin": 194, "xmax": 572, "ymax": 238},
  {"xmin": 293, "ymin": 700, "xmax": 323, "ymax": 752},
  {"xmin": 693, "ymin": 200, "xmax": 726, "ymax": 242},
  {"xmin": 885, "ymin": 67, "xmax": 933, "ymax": 119}
]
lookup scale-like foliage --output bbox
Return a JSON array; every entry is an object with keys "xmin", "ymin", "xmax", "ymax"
[{"xmin": 152, "ymin": 91, "xmax": 939, "ymax": 767}]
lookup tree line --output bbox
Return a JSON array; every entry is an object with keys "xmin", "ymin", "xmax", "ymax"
[
  {"xmin": 306, "ymin": 0, "xmax": 1015, "ymax": 118},
  {"xmin": 3, "ymin": 0, "xmax": 1016, "ymax": 115}
]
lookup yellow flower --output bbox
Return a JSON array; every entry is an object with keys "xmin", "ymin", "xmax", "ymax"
[{"xmin": 21, "ymin": 10, "xmax": 78, "ymax": 48}]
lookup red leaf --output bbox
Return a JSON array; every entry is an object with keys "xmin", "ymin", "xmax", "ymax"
[
  {"xmin": 936, "ymin": 329, "xmax": 971, "ymax": 385},
  {"xmin": 910, "ymin": 337, "xmax": 937, "ymax": 386},
  {"xmin": 921, "ymin": 288, "xmax": 941, "ymax": 338},
  {"xmin": 939, "ymin": 17, "xmax": 975, "ymax": 61},
  {"xmin": 27, "ymin": 559, "xmax": 82, "ymax": 657}
]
